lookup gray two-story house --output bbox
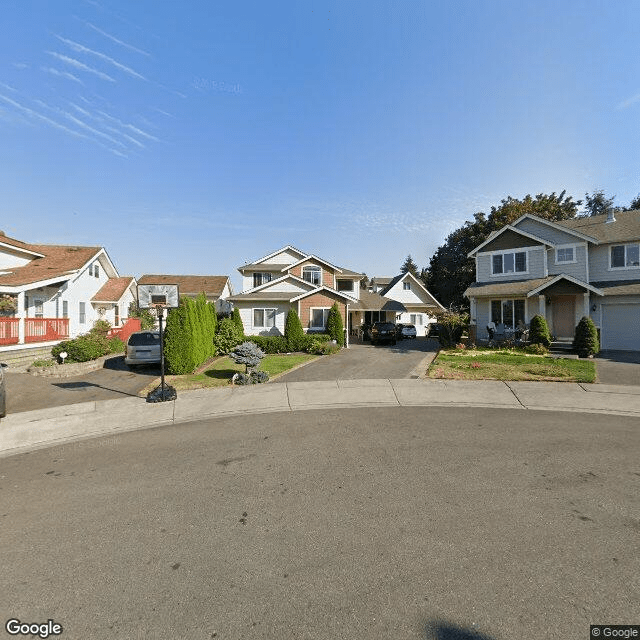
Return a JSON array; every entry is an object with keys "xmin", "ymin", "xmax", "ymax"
[{"xmin": 464, "ymin": 209, "xmax": 640, "ymax": 351}]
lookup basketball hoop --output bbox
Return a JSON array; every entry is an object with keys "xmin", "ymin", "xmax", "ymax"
[{"xmin": 151, "ymin": 304, "xmax": 166, "ymax": 318}]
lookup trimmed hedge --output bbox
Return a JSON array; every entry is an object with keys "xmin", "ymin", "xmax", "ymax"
[
  {"xmin": 284, "ymin": 308, "xmax": 305, "ymax": 351},
  {"xmin": 248, "ymin": 333, "xmax": 332, "ymax": 354},
  {"xmin": 52, "ymin": 333, "xmax": 110, "ymax": 363},
  {"xmin": 232, "ymin": 307, "xmax": 244, "ymax": 334},
  {"xmin": 214, "ymin": 317, "xmax": 243, "ymax": 354},
  {"xmin": 529, "ymin": 314, "xmax": 552, "ymax": 347},
  {"xmin": 326, "ymin": 303, "xmax": 344, "ymax": 347},
  {"xmin": 573, "ymin": 316, "xmax": 599, "ymax": 357}
]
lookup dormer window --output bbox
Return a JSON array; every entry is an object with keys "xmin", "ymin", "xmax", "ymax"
[
  {"xmin": 403, "ymin": 282, "xmax": 411, "ymax": 290},
  {"xmin": 337, "ymin": 279, "xmax": 353, "ymax": 292},
  {"xmin": 492, "ymin": 251, "xmax": 527, "ymax": 275},
  {"xmin": 302, "ymin": 265, "xmax": 321, "ymax": 285},
  {"xmin": 253, "ymin": 272, "xmax": 272, "ymax": 288},
  {"xmin": 94, "ymin": 263, "xmax": 99, "ymax": 278}
]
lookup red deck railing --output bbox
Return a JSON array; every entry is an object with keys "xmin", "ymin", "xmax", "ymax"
[
  {"xmin": 0, "ymin": 318, "xmax": 20, "ymax": 345},
  {"xmin": 25, "ymin": 318, "xmax": 70, "ymax": 343},
  {"xmin": 107, "ymin": 317, "xmax": 141, "ymax": 343}
]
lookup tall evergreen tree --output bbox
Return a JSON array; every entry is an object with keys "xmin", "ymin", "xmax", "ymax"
[
  {"xmin": 584, "ymin": 189, "xmax": 616, "ymax": 217},
  {"xmin": 400, "ymin": 255, "xmax": 419, "ymax": 276}
]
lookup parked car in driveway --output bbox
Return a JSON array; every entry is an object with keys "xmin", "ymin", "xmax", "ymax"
[
  {"xmin": 396, "ymin": 323, "xmax": 417, "ymax": 340},
  {"xmin": 125, "ymin": 331, "xmax": 161, "ymax": 369},
  {"xmin": 371, "ymin": 321, "xmax": 397, "ymax": 345},
  {"xmin": 426, "ymin": 323, "xmax": 443, "ymax": 339},
  {"xmin": 0, "ymin": 362, "xmax": 7, "ymax": 418}
]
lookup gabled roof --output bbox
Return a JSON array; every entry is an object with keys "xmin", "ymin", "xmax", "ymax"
[
  {"xmin": 354, "ymin": 289, "xmax": 406, "ymax": 312},
  {"xmin": 235, "ymin": 273, "xmax": 315, "ymax": 295},
  {"xmin": 468, "ymin": 225, "xmax": 554, "ymax": 257},
  {"xmin": 138, "ymin": 274, "xmax": 231, "ymax": 298},
  {"xmin": 0, "ymin": 243, "xmax": 102, "ymax": 288},
  {"xmin": 0, "ymin": 232, "xmax": 46, "ymax": 258},
  {"xmin": 290, "ymin": 285, "xmax": 358, "ymax": 303},
  {"xmin": 526, "ymin": 274, "xmax": 604, "ymax": 297},
  {"xmin": 240, "ymin": 245, "xmax": 308, "ymax": 269},
  {"xmin": 511, "ymin": 213, "xmax": 599, "ymax": 243},
  {"xmin": 379, "ymin": 272, "xmax": 445, "ymax": 309},
  {"xmin": 283, "ymin": 254, "xmax": 342, "ymax": 273},
  {"xmin": 92, "ymin": 277, "xmax": 136, "ymax": 303},
  {"xmin": 464, "ymin": 274, "xmax": 603, "ymax": 298},
  {"xmin": 558, "ymin": 209, "xmax": 640, "ymax": 243}
]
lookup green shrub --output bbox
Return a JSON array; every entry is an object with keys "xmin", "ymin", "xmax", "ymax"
[
  {"xmin": 529, "ymin": 314, "xmax": 552, "ymax": 347},
  {"xmin": 232, "ymin": 307, "xmax": 244, "ymax": 334},
  {"xmin": 230, "ymin": 341, "xmax": 265, "ymax": 372},
  {"xmin": 573, "ymin": 316, "xmax": 599, "ymax": 357},
  {"xmin": 52, "ymin": 333, "xmax": 110, "ymax": 363},
  {"xmin": 306, "ymin": 339, "xmax": 340, "ymax": 355},
  {"xmin": 128, "ymin": 302, "xmax": 156, "ymax": 330},
  {"xmin": 434, "ymin": 309, "xmax": 468, "ymax": 347},
  {"xmin": 108, "ymin": 336, "xmax": 125, "ymax": 354},
  {"xmin": 91, "ymin": 319, "xmax": 111, "ymax": 336},
  {"xmin": 31, "ymin": 359, "xmax": 55, "ymax": 367},
  {"xmin": 284, "ymin": 308, "xmax": 305, "ymax": 351},
  {"xmin": 233, "ymin": 370, "xmax": 270, "ymax": 385},
  {"xmin": 163, "ymin": 299, "xmax": 198, "ymax": 374},
  {"xmin": 326, "ymin": 303, "xmax": 345, "ymax": 347},
  {"xmin": 248, "ymin": 335, "xmax": 289, "ymax": 354},
  {"xmin": 523, "ymin": 343, "xmax": 549, "ymax": 355},
  {"xmin": 214, "ymin": 317, "xmax": 243, "ymax": 354}
]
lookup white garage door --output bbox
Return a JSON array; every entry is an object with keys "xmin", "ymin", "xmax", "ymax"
[{"xmin": 601, "ymin": 304, "xmax": 640, "ymax": 351}]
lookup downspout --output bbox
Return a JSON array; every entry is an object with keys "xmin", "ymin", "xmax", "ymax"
[{"xmin": 345, "ymin": 303, "xmax": 349, "ymax": 348}]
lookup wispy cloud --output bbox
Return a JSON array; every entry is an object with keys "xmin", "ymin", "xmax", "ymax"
[
  {"xmin": 0, "ymin": 82, "xmax": 18, "ymax": 93},
  {"xmin": 84, "ymin": 21, "xmax": 151, "ymax": 57},
  {"xmin": 55, "ymin": 35, "xmax": 146, "ymax": 80},
  {"xmin": 68, "ymin": 102, "xmax": 146, "ymax": 148},
  {"xmin": 12, "ymin": 63, "xmax": 29, "ymax": 70},
  {"xmin": 97, "ymin": 110, "xmax": 159, "ymax": 141},
  {"xmin": 617, "ymin": 92, "xmax": 640, "ymax": 110},
  {"xmin": 47, "ymin": 51, "xmax": 115, "ymax": 82},
  {"xmin": 41, "ymin": 66, "xmax": 84, "ymax": 84}
]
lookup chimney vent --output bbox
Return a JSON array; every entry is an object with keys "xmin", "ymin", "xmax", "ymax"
[{"xmin": 606, "ymin": 210, "xmax": 616, "ymax": 224}]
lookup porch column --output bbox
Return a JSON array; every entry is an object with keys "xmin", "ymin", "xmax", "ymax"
[
  {"xmin": 538, "ymin": 295, "xmax": 546, "ymax": 320},
  {"xmin": 16, "ymin": 291, "xmax": 25, "ymax": 344},
  {"xmin": 583, "ymin": 293, "xmax": 590, "ymax": 320}
]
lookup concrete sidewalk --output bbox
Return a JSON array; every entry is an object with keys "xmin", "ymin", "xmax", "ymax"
[{"xmin": 2, "ymin": 378, "xmax": 640, "ymax": 457}]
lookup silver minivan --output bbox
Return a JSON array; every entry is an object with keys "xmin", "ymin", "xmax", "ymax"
[{"xmin": 125, "ymin": 331, "xmax": 161, "ymax": 369}]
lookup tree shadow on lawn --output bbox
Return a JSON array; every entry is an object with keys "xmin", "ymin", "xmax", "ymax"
[{"xmin": 204, "ymin": 367, "xmax": 240, "ymax": 381}]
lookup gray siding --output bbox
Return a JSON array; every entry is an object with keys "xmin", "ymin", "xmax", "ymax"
[
  {"xmin": 547, "ymin": 245, "xmax": 588, "ymax": 280},
  {"xmin": 476, "ymin": 246, "xmax": 546, "ymax": 282},
  {"xmin": 589, "ymin": 244, "xmax": 640, "ymax": 282},
  {"xmin": 515, "ymin": 218, "xmax": 583, "ymax": 245}
]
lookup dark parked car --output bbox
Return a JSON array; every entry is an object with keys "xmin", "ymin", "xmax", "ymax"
[
  {"xmin": 371, "ymin": 321, "xmax": 397, "ymax": 345},
  {"xmin": 426, "ymin": 323, "xmax": 443, "ymax": 339},
  {"xmin": 0, "ymin": 362, "xmax": 7, "ymax": 418}
]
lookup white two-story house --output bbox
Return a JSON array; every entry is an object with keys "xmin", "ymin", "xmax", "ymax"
[
  {"xmin": 227, "ymin": 246, "xmax": 416, "ymax": 341},
  {"xmin": 465, "ymin": 209, "xmax": 640, "ymax": 351}
]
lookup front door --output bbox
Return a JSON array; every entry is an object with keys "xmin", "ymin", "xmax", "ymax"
[{"xmin": 551, "ymin": 295, "xmax": 576, "ymax": 339}]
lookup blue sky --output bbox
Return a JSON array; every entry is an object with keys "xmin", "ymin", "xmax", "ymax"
[{"xmin": 1, "ymin": 0, "xmax": 639, "ymax": 291}]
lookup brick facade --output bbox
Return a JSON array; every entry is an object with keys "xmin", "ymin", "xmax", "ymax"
[
  {"xmin": 289, "ymin": 261, "xmax": 335, "ymax": 288},
  {"xmin": 298, "ymin": 292, "xmax": 347, "ymax": 330}
]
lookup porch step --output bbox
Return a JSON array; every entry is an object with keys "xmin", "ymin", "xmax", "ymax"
[
  {"xmin": 549, "ymin": 341, "xmax": 575, "ymax": 355},
  {"xmin": 0, "ymin": 345, "xmax": 56, "ymax": 370}
]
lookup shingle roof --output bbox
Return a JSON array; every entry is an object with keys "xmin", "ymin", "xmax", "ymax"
[
  {"xmin": 238, "ymin": 263, "xmax": 292, "ymax": 273},
  {"xmin": 558, "ymin": 209, "xmax": 640, "ymax": 243},
  {"xmin": 590, "ymin": 280, "xmax": 640, "ymax": 296},
  {"xmin": 92, "ymin": 277, "xmax": 135, "ymax": 303},
  {"xmin": 354, "ymin": 289, "xmax": 406, "ymax": 312},
  {"xmin": 226, "ymin": 291, "xmax": 297, "ymax": 302},
  {"xmin": 464, "ymin": 277, "xmax": 556, "ymax": 298},
  {"xmin": 138, "ymin": 275, "xmax": 229, "ymax": 298},
  {"xmin": 0, "ymin": 233, "xmax": 45, "ymax": 256},
  {"xmin": 0, "ymin": 241, "xmax": 101, "ymax": 287}
]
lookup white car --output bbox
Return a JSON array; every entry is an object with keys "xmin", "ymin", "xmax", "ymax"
[{"xmin": 125, "ymin": 331, "xmax": 161, "ymax": 368}]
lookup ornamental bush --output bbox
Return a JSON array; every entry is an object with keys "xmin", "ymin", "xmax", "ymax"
[
  {"xmin": 284, "ymin": 308, "xmax": 305, "ymax": 351},
  {"xmin": 230, "ymin": 341, "xmax": 265, "ymax": 372},
  {"xmin": 232, "ymin": 307, "xmax": 244, "ymax": 334},
  {"xmin": 91, "ymin": 319, "xmax": 112, "ymax": 336},
  {"xmin": 52, "ymin": 333, "xmax": 110, "ymax": 363},
  {"xmin": 433, "ymin": 309, "xmax": 469, "ymax": 347},
  {"xmin": 108, "ymin": 336, "xmax": 125, "ymax": 354},
  {"xmin": 214, "ymin": 317, "xmax": 243, "ymax": 354},
  {"xmin": 163, "ymin": 299, "xmax": 198, "ymax": 374},
  {"xmin": 248, "ymin": 335, "xmax": 289, "ymax": 354},
  {"xmin": 573, "ymin": 316, "xmax": 599, "ymax": 357},
  {"xmin": 326, "ymin": 303, "xmax": 345, "ymax": 347},
  {"xmin": 529, "ymin": 314, "xmax": 552, "ymax": 347}
]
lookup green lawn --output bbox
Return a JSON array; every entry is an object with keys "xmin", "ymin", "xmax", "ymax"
[
  {"xmin": 140, "ymin": 353, "xmax": 318, "ymax": 393},
  {"xmin": 428, "ymin": 348, "xmax": 596, "ymax": 383}
]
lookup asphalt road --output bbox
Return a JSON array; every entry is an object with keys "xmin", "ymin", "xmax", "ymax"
[
  {"xmin": 277, "ymin": 337, "xmax": 438, "ymax": 382},
  {"xmin": 1, "ymin": 406, "xmax": 638, "ymax": 640}
]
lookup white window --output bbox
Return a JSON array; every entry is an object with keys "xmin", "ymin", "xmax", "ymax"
[
  {"xmin": 253, "ymin": 308, "xmax": 276, "ymax": 328},
  {"xmin": 410, "ymin": 314, "xmax": 423, "ymax": 325},
  {"xmin": 62, "ymin": 301, "xmax": 68, "ymax": 318},
  {"xmin": 556, "ymin": 246, "xmax": 575, "ymax": 263},
  {"xmin": 337, "ymin": 279, "xmax": 353, "ymax": 292},
  {"xmin": 88, "ymin": 265, "xmax": 93, "ymax": 276},
  {"xmin": 492, "ymin": 251, "xmax": 527, "ymax": 275},
  {"xmin": 94, "ymin": 263, "xmax": 100, "ymax": 278},
  {"xmin": 302, "ymin": 265, "xmax": 322, "ymax": 285},
  {"xmin": 79, "ymin": 302, "xmax": 86, "ymax": 324},
  {"xmin": 611, "ymin": 244, "xmax": 640, "ymax": 269},
  {"xmin": 253, "ymin": 272, "xmax": 272, "ymax": 288},
  {"xmin": 310, "ymin": 307, "xmax": 330, "ymax": 329},
  {"xmin": 34, "ymin": 299, "xmax": 44, "ymax": 319},
  {"xmin": 403, "ymin": 282, "xmax": 411, "ymax": 290}
]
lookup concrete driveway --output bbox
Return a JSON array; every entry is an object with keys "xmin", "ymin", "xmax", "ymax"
[
  {"xmin": 276, "ymin": 337, "xmax": 439, "ymax": 382},
  {"xmin": 595, "ymin": 351, "xmax": 640, "ymax": 385},
  {"xmin": 5, "ymin": 355, "xmax": 158, "ymax": 414}
]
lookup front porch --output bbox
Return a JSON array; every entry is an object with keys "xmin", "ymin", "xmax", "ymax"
[{"xmin": 0, "ymin": 317, "xmax": 70, "ymax": 347}]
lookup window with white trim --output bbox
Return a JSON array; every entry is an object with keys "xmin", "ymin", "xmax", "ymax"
[
  {"xmin": 492, "ymin": 251, "xmax": 527, "ymax": 275},
  {"xmin": 337, "ymin": 279, "xmax": 354, "ymax": 292},
  {"xmin": 310, "ymin": 307, "xmax": 330, "ymax": 329},
  {"xmin": 253, "ymin": 272, "xmax": 273, "ymax": 287},
  {"xmin": 94, "ymin": 263, "xmax": 100, "ymax": 278},
  {"xmin": 79, "ymin": 302, "xmax": 86, "ymax": 324},
  {"xmin": 253, "ymin": 308, "xmax": 276, "ymax": 328},
  {"xmin": 62, "ymin": 301, "xmax": 68, "ymax": 318},
  {"xmin": 490, "ymin": 299, "xmax": 525, "ymax": 330},
  {"xmin": 302, "ymin": 265, "xmax": 322, "ymax": 285},
  {"xmin": 611, "ymin": 243, "xmax": 640, "ymax": 268},
  {"xmin": 34, "ymin": 299, "xmax": 44, "ymax": 319},
  {"xmin": 556, "ymin": 246, "xmax": 575, "ymax": 263},
  {"xmin": 403, "ymin": 282, "xmax": 411, "ymax": 290}
]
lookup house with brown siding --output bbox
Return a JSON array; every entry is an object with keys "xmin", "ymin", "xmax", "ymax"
[{"xmin": 227, "ymin": 246, "xmax": 408, "ymax": 343}]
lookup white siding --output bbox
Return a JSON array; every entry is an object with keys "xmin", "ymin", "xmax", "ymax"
[
  {"xmin": 234, "ymin": 302, "xmax": 291, "ymax": 336},
  {"xmin": 0, "ymin": 247, "xmax": 32, "ymax": 270},
  {"xmin": 262, "ymin": 249, "xmax": 304, "ymax": 265}
]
